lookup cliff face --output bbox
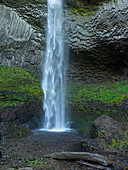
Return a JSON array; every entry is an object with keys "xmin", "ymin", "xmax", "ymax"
[
  {"xmin": 0, "ymin": 0, "xmax": 128, "ymax": 83},
  {"xmin": 0, "ymin": 0, "xmax": 47, "ymax": 75},
  {"xmin": 65, "ymin": 0, "xmax": 128, "ymax": 53},
  {"xmin": 65, "ymin": 0, "xmax": 128, "ymax": 83}
]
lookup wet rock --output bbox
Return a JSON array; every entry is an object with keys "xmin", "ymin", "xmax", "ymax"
[
  {"xmin": 0, "ymin": 0, "xmax": 128, "ymax": 84},
  {"xmin": 66, "ymin": 121, "xmax": 77, "ymax": 129},
  {"xmin": 66, "ymin": 0, "xmax": 128, "ymax": 54},
  {"xmin": 0, "ymin": 4, "xmax": 45, "ymax": 75},
  {"xmin": 81, "ymin": 115, "xmax": 128, "ymax": 154},
  {"xmin": 4, "ymin": 123, "xmax": 32, "ymax": 138},
  {"xmin": 0, "ymin": 133, "xmax": 2, "ymax": 159},
  {"xmin": 1, "ymin": 100, "xmax": 43, "ymax": 129},
  {"xmin": 123, "ymin": 121, "xmax": 128, "ymax": 129},
  {"xmin": 90, "ymin": 114, "xmax": 122, "ymax": 139},
  {"xmin": 65, "ymin": 0, "xmax": 128, "ymax": 83},
  {"xmin": 1, "ymin": 108, "xmax": 16, "ymax": 122},
  {"xmin": 81, "ymin": 138, "xmax": 108, "ymax": 151}
]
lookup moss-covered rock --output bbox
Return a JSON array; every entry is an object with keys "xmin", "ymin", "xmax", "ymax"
[
  {"xmin": 4, "ymin": 123, "xmax": 32, "ymax": 138},
  {"xmin": 67, "ymin": 81, "xmax": 128, "ymax": 105},
  {"xmin": 81, "ymin": 115, "xmax": 128, "ymax": 154},
  {"xmin": 90, "ymin": 114, "xmax": 122, "ymax": 138},
  {"xmin": 0, "ymin": 65, "xmax": 43, "ymax": 129},
  {"xmin": 67, "ymin": 81, "xmax": 128, "ymax": 135},
  {"xmin": 0, "ymin": 65, "xmax": 42, "ymax": 108}
]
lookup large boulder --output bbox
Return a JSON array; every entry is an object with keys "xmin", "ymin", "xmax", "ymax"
[
  {"xmin": 81, "ymin": 115, "xmax": 128, "ymax": 153},
  {"xmin": 1, "ymin": 100, "xmax": 43, "ymax": 129},
  {"xmin": 90, "ymin": 114, "xmax": 122, "ymax": 139},
  {"xmin": 81, "ymin": 138, "xmax": 108, "ymax": 151}
]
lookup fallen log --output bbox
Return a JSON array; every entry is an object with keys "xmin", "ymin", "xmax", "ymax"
[
  {"xmin": 77, "ymin": 160, "xmax": 109, "ymax": 169},
  {"xmin": 46, "ymin": 152, "xmax": 112, "ymax": 166}
]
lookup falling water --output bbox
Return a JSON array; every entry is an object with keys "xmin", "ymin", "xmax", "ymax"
[{"xmin": 41, "ymin": 0, "xmax": 67, "ymax": 131}]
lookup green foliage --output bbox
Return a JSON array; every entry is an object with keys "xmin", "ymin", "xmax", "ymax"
[
  {"xmin": 71, "ymin": 9, "xmax": 78, "ymax": 14},
  {"xmin": 113, "ymin": 81, "xmax": 128, "ymax": 95},
  {"xmin": 0, "ymin": 65, "xmax": 43, "ymax": 107},
  {"xmin": 70, "ymin": 5, "xmax": 98, "ymax": 17},
  {"xmin": 28, "ymin": 158, "xmax": 44, "ymax": 167},
  {"xmin": 108, "ymin": 133, "xmax": 128, "ymax": 149},
  {"xmin": 79, "ymin": 8, "xmax": 86, "ymax": 13},
  {"xmin": 111, "ymin": 138, "xmax": 119, "ymax": 147},
  {"xmin": 98, "ymin": 129, "xmax": 105, "ymax": 137},
  {"xmin": 67, "ymin": 81, "xmax": 128, "ymax": 130},
  {"xmin": 67, "ymin": 81, "xmax": 128, "ymax": 105}
]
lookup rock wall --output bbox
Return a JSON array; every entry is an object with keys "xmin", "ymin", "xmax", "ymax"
[
  {"xmin": 0, "ymin": 0, "xmax": 128, "ymax": 83},
  {"xmin": 65, "ymin": 0, "xmax": 128, "ymax": 53},
  {"xmin": 65, "ymin": 0, "xmax": 128, "ymax": 83},
  {"xmin": 0, "ymin": 4, "xmax": 46, "ymax": 75}
]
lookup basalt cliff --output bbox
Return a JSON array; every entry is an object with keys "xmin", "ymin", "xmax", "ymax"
[{"xmin": 0, "ymin": 0, "xmax": 128, "ymax": 83}]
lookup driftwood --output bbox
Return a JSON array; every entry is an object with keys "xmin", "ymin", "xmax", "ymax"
[
  {"xmin": 46, "ymin": 152, "xmax": 112, "ymax": 166},
  {"xmin": 77, "ymin": 160, "xmax": 109, "ymax": 169}
]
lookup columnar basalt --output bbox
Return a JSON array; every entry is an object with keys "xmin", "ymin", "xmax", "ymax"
[
  {"xmin": 64, "ymin": 0, "xmax": 128, "ymax": 83},
  {"xmin": 0, "ymin": 4, "xmax": 45, "ymax": 75},
  {"xmin": 0, "ymin": 0, "xmax": 128, "ymax": 83}
]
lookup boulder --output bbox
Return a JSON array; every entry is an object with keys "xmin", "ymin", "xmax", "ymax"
[
  {"xmin": 90, "ymin": 114, "xmax": 122, "ymax": 139},
  {"xmin": 1, "ymin": 100, "xmax": 43, "ymax": 129},
  {"xmin": 81, "ymin": 115, "xmax": 128, "ymax": 154},
  {"xmin": 4, "ymin": 123, "xmax": 32, "ymax": 138},
  {"xmin": 81, "ymin": 138, "xmax": 108, "ymax": 151}
]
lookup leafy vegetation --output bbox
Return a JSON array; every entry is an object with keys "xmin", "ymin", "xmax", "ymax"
[
  {"xmin": 108, "ymin": 133, "xmax": 128, "ymax": 149},
  {"xmin": 67, "ymin": 81, "xmax": 128, "ymax": 105},
  {"xmin": 0, "ymin": 65, "xmax": 42, "ymax": 108},
  {"xmin": 28, "ymin": 157, "xmax": 44, "ymax": 167},
  {"xmin": 71, "ymin": 9, "xmax": 78, "ymax": 14},
  {"xmin": 67, "ymin": 81, "xmax": 128, "ymax": 135},
  {"xmin": 70, "ymin": 5, "xmax": 99, "ymax": 17}
]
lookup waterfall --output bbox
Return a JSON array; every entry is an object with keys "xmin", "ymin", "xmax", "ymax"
[{"xmin": 41, "ymin": 0, "xmax": 67, "ymax": 131}]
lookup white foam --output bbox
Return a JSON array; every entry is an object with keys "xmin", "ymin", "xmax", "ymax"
[{"xmin": 39, "ymin": 128, "xmax": 71, "ymax": 133}]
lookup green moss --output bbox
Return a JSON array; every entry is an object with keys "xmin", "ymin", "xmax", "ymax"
[
  {"xmin": 98, "ymin": 129, "xmax": 105, "ymax": 137},
  {"xmin": 67, "ymin": 81, "xmax": 128, "ymax": 130},
  {"xmin": 0, "ymin": 65, "xmax": 42, "ymax": 108},
  {"xmin": 67, "ymin": 81, "xmax": 128, "ymax": 105},
  {"xmin": 113, "ymin": 81, "xmax": 128, "ymax": 95},
  {"xmin": 28, "ymin": 158, "xmax": 43, "ymax": 166},
  {"xmin": 71, "ymin": 9, "xmax": 78, "ymax": 14},
  {"xmin": 79, "ymin": 8, "xmax": 86, "ymax": 13},
  {"xmin": 108, "ymin": 133, "xmax": 128, "ymax": 149},
  {"xmin": 70, "ymin": 5, "xmax": 98, "ymax": 17}
]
